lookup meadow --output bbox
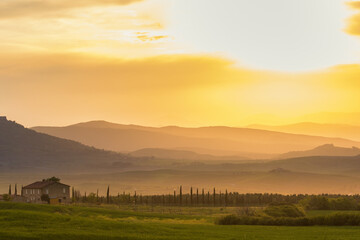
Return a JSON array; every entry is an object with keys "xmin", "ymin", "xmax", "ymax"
[{"xmin": 1, "ymin": 202, "xmax": 360, "ymax": 240}]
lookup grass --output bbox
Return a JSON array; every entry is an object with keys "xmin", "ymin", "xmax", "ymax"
[{"xmin": 1, "ymin": 202, "xmax": 360, "ymax": 239}]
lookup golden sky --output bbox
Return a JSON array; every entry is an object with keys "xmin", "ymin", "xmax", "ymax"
[{"xmin": 1, "ymin": 0, "xmax": 360, "ymax": 127}]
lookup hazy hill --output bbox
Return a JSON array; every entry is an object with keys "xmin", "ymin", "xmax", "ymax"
[
  {"xmin": 184, "ymin": 155, "xmax": 360, "ymax": 176},
  {"xmin": 129, "ymin": 148, "xmax": 250, "ymax": 161},
  {"xmin": 248, "ymin": 122, "xmax": 360, "ymax": 141},
  {"xmin": 32, "ymin": 120, "xmax": 360, "ymax": 156},
  {"xmin": 279, "ymin": 144, "xmax": 360, "ymax": 159},
  {"xmin": 0, "ymin": 117, "xmax": 135, "ymax": 173},
  {"xmin": 56, "ymin": 169, "xmax": 360, "ymax": 195}
]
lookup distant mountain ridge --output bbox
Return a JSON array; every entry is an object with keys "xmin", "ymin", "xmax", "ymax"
[
  {"xmin": 0, "ymin": 117, "xmax": 135, "ymax": 173},
  {"xmin": 248, "ymin": 122, "xmax": 360, "ymax": 141},
  {"xmin": 129, "ymin": 148, "xmax": 251, "ymax": 161},
  {"xmin": 32, "ymin": 120, "xmax": 360, "ymax": 156},
  {"xmin": 279, "ymin": 144, "xmax": 360, "ymax": 159}
]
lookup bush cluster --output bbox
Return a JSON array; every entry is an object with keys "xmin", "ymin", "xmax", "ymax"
[
  {"xmin": 264, "ymin": 203, "xmax": 305, "ymax": 218},
  {"xmin": 217, "ymin": 213, "xmax": 360, "ymax": 226},
  {"xmin": 300, "ymin": 196, "xmax": 359, "ymax": 211}
]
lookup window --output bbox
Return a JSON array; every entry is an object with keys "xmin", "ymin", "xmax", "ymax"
[
  {"xmin": 38, "ymin": 189, "xmax": 40, "ymax": 194},
  {"xmin": 25, "ymin": 189, "xmax": 27, "ymax": 194},
  {"xmin": 63, "ymin": 188, "xmax": 66, "ymax": 194},
  {"xmin": 45, "ymin": 189, "xmax": 49, "ymax": 194}
]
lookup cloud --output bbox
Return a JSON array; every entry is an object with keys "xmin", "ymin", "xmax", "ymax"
[
  {"xmin": 0, "ymin": 53, "xmax": 248, "ymax": 91},
  {"xmin": 1, "ymin": 52, "xmax": 360, "ymax": 127},
  {"xmin": 348, "ymin": 1, "xmax": 360, "ymax": 9},
  {"xmin": 346, "ymin": 1, "xmax": 360, "ymax": 35},
  {"xmin": 0, "ymin": 0, "xmax": 143, "ymax": 19},
  {"xmin": 136, "ymin": 32, "xmax": 169, "ymax": 42}
]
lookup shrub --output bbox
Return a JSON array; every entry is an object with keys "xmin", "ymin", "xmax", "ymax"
[
  {"xmin": 41, "ymin": 194, "xmax": 50, "ymax": 203},
  {"xmin": 264, "ymin": 203, "xmax": 305, "ymax": 218},
  {"xmin": 2, "ymin": 194, "xmax": 11, "ymax": 202}
]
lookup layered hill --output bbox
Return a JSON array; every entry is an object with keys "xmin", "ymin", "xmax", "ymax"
[
  {"xmin": 32, "ymin": 120, "xmax": 360, "ymax": 156},
  {"xmin": 0, "ymin": 117, "xmax": 136, "ymax": 173},
  {"xmin": 129, "ymin": 148, "xmax": 250, "ymax": 161},
  {"xmin": 182, "ymin": 155, "xmax": 360, "ymax": 176},
  {"xmin": 248, "ymin": 122, "xmax": 360, "ymax": 141},
  {"xmin": 279, "ymin": 144, "xmax": 360, "ymax": 159}
]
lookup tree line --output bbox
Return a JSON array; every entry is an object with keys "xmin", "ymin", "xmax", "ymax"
[{"xmin": 70, "ymin": 185, "xmax": 360, "ymax": 208}]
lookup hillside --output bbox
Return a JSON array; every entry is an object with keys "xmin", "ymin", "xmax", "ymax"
[
  {"xmin": 32, "ymin": 120, "xmax": 360, "ymax": 156},
  {"xmin": 181, "ymin": 155, "xmax": 360, "ymax": 176},
  {"xmin": 129, "ymin": 148, "xmax": 250, "ymax": 161},
  {"xmin": 248, "ymin": 122, "xmax": 360, "ymax": 141},
  {"xmin": 0, "ymin": 117, "xmax": 136, "ymax": 173},
  {"xmin": 279, "ymin": 144, "xmax": 360, "ymax": 159}
]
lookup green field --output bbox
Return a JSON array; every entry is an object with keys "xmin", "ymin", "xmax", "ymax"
[{"xmin": 1, "ymin": 202, "xmax": 360, "ymax": 240}]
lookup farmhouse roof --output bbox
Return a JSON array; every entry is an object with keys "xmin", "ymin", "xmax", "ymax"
[{"xmin": 23, "ymin": 181, "xmax": 70, "ymax": 189}]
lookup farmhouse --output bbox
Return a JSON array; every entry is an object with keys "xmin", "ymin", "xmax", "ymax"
[{"xmin": 22, "ymin": 178, "xmax": 70, "ymax": 204}]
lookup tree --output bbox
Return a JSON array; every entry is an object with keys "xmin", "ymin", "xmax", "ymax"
[
  {"xmin": 190, "ymin": 187, "xmax": 193, "ymax": 205},
  {"xmin": 196, "ymin": 188, "xmax": 199, "ymax": 205},
  {"xmin": 8, "ymin": 184, "xmax": 11, "ymax": 196},
  {"xmin": 225, "ymin": 189, "xmax": 228, "ymax": 207},
  {"xmin": 72, "ymin": 187, "xmax": 75, "ymax": 203},
  {"xmin": 106, "ymin": 186, "xmax": 110, "ymax": 204},
  {"xmin": 179, "ymin": 186, "xmax": 183, "ymax": 205},
  {"xmin": 213, "ymin": 187, "xmax": 216, "ymax": 206},
  {"xmin": 14, "ymin": 184, "xmax": 17, "ymax": 196},
  {"xmin": 46, "ymin": 177, "xmax": 60, "ymax": 182},
  {"xmin": 202, "ymin": 189, "xmax": 205, "ymax": 205}
]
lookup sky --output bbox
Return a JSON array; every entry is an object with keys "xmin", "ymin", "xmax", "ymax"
[{"xmin": 1, "ymin": 0, "xmax": 360, "ymax": 127}]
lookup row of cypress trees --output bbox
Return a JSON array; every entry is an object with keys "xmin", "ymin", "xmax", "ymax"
[{"xmin": 72, "ymin": 185, "xmax": 352, "ymax": 207}]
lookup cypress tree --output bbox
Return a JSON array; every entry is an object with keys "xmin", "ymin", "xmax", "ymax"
[
  {"xmin": 14, "ymin": 184, "xmax": 17, "ymax": 196},
  {"xmin": 134, "ymin": 191, "xmax": 137, "ymax": 205},
  {"xmin": 190, "ymin": 187, "xmax": 193, "ymax": 205},
  {"xmin": 225, "ymin": 189, "xmax": 228, "ymax": 207},
  {"xmin": 8, "ymin": 184, "xmax": 11, "ymax": 196},
  {"xmin": 202, "ymin": 189, "xmax": 205, "ymax": 205},
  {"xmin": 72, "ymin": 187, "xmax": 75, "ymax": 203},
  {"xmin": 173, "ymin": 190, "xmax": 176, "ymax": 205},
  {"xmin": 213, "ymin": 187, "xmax": 216, "ymax": 207},
  {"xmin": 96, "ymin": 189, "xmax": 99, "ymax": 202},
  {"xmin": 207, "ymin": 191, "xmax": 210, "ymax": 205},
  {"xmin": 106, "ymin": 186, "xmax": 110, "ymax": 204},
  {"xmin": 179, "ymin": 186, "xmax": 183, "ymax": 206},
  {"xmin": 196, "ymin": 188, "xmax": 199, "ymax": 205},
  {"xmin": 219, "ymin": 191, "xmax": 222, "ymax": 206}
]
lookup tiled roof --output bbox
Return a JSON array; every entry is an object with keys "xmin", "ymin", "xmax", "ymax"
[{"xmin": 23, "ymin": 181, "xmax": 69, "ymax": 189}]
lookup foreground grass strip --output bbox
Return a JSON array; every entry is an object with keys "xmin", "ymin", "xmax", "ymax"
[{"xmin": 2, "ymin": 202, "xmax": 360, "ymax": 239}]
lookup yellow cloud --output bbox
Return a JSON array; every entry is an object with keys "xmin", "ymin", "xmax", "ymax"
[
  {"xmin": 346, "ymin": 1, "xmax": 360, "ymax": 35},
  {"xmin": 0, "ymin": 0, "xmax": 143, "ymax": 19},
  {"xmin": 136, "ymin": 32, "xmax": 169, "ymax": 42},
  {"xmin": 1, "ymin": 52, "xmax": 360, "ymax": 127}
]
